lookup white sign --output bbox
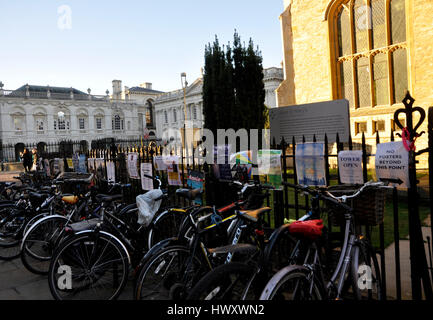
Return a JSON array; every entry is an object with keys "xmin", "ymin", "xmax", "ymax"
[
  {"xmin": 140, "ymin": 163, "xmax": 154, "ymax": 191},
  {"xmin": 106, "ymin": 161, "xmax": 115, "ymax": 183},
  {"xmin": 295, "ymin": 143, "xmax": 326, "ymax": 186},
  {"xmin": 153, "ymin": 156, "xmax": 167, "ymax": 171},
  {"xmin": 127, "ymin": 152, "xmax": 139, "ymax": 179},
  {"xmin": 375, "ymin": 141, "xmax": 410, "ymax": 188},
  {"xmin": 166, "ymin": 155, "xmax": 182, "ymax": 186},
  {"xmin": 338, "ymin": 150, "xmax": 363, "ymax": 184},
  {"xmin": 270, "ymin": 99, "xmax": 350, "ymax": 143}
]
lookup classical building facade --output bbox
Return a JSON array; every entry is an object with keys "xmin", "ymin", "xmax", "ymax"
[
  {"xmin": 277, "ymin": 0, "xmax": 433, "ymax": 165},
  {"xmin": 154, "ymin": 67, "xmax": 284, "ymax": 143},
  {"xmin": 0, "ymin": 80, "xmax": 163, "ymax": 160}
]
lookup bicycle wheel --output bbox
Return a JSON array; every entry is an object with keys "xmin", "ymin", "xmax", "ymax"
[
  {"xmin": 135, "ymin": 245, "xmax": 207, "ymax": 300},
  {"xmin": 23, "ymin": 212, "xmax": 49, "ymax": 238},
  {"xmin": 187, "ymin": 262, "xmax": 258, "ymax": 300},
  {"xmin": 260, "ymin": 265, "xmax": 323, "ymax": 300},
  {"xmin": 351, "ymin": 240, "xmax": 382, "ymax": 300},
  {"xmin": 48, "ymin": 231, "xmax": 129, "ymax": 300},
  {"xmin": 21, "ymin": 216, "xmax": 68, "ymax": 275},
  {"xmin": 0, "ymin": 211, "xmax": 27, "ymax": 260},
  {"xmin": 147, "ymin": 209, "xmax": 187, "ymax": 250}
]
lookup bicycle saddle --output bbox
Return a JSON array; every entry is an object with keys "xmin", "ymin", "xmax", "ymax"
[
  {"xmin": 175, "ymin": 188, "xmax": 202, "ymax": 200},
  {"xmin": 238, "ymin": 207, "xmax": 272, "ymax": 222},
  {"xmin": 95, "ymin": 194, "xmax": 123, "ymax": 203},
  {"xmin": 288, "ymin": 219, "xmax": 324, "ymax": 240},
  {"xmin": 62, "ymin": 195, "xmax": 79, "ymax": 205}
]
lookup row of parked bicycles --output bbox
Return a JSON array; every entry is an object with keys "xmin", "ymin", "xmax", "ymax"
[{"xmin": 0, "ymin": 169, "xmax": 388, "ymax": 300}]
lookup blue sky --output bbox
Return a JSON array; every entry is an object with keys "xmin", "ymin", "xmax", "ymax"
[{"xmin": 0, "ymin": 1, "xmax": 284, "ymax": 94}]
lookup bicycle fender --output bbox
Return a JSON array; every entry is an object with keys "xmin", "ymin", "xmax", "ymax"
[
  {"xmin": 21, "ymin": 214, "xmax": 68, "ymax": 250},
  {"xmin": 263, "ymin": 223, "xmax": 292, "ymax": 265}
]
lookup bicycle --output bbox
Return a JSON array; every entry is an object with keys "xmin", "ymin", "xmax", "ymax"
[{"xmin": 259, "ymin": 181, "xmax": 385, "ymax": 301}]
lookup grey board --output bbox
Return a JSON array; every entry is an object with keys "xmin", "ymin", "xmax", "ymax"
[{"xmin": 269, "ymin": 99, "xmax": 350, "ymax": 144}]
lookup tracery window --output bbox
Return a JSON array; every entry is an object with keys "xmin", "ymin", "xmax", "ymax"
[{"xmin": 335, "ymin": 0, "xmax": 407, "ymax": 108}]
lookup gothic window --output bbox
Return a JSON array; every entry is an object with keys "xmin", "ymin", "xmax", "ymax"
[{"xmin": 334, "ymin": 0, "xmax": 407, "ymax": 108}]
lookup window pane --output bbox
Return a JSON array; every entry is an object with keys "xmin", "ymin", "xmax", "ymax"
[
  {"xmin": 372, "ymin": 0, "xmax": 386, "ymax": 48},
  {"xmin": 338, "ymin": 8, "xmax": 351, "ymax": 56},
  {"xmin": 373, "ymin": 53, "xmax": 389, "ymax": 105},
  {"xmin": 356, "ymin": 57, "xmax": 371, "ymax": 107},
  {"xmin": 353, "ymin": 0, "xmax": 369, "ymax": 52},
  {"xmin": 340, "ymin": 60, "xmax": 354, "ymax": 107},
  {"xmin": 392, "ymin": 49, "xmax": 408, "ymax": 103},
  {"xmin": 391, "ymin": 0, "xmax": 406, "ymax": 44}
]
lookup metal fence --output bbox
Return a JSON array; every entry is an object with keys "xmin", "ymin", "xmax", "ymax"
[{"xmin": 83, "ymin": 94, "xmax": 433, "ymax": 300}]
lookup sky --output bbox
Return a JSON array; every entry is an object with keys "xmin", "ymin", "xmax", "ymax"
[{"xmin": 0, "ymin": 0, "xmax": 284, "ymax": 94}]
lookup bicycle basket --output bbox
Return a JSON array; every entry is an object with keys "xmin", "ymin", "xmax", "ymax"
[{"xmin": 326, "ymin": 184, "xmax": 386, "ymax": 226}]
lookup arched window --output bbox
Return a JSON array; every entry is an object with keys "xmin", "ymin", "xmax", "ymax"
[
  {"xmin": 112, "ymin": 114, "xmax": 124, "ymax": 131},
  {"xmin": 333, "ymin": 0, "xmax": 407, "ymax": 108}
]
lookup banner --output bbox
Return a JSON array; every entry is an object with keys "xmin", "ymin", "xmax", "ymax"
[
  {"xmin": 106, "ymin": 161, "xmax": 115, "ymax": 183},
  {"xmin": 187, "ymin": 170, "xmax": 204, "ymax": 204},
  {"xmin": 231, "ymin": 150, "xmax": 253, "ymax": 181},
  {"xmin": 77, "ymin": 154, "xmax": 87, "ymax": 173},
  {"xmin": 140, "ymin": 163, "xmax": 154, "ymax": 191},
  {"xmin": 88, "ymin": 158, "xmax": 95, "ymax": 171},
  {"xmin": 375, "ymin": 141, "xmax": 409, "ymax": 188},
  {"xmin": 167, "ymin": 155, "xmax": 182, "ymax": 186},
  {"xmin": 295, "ymin": 143, "xmax": 326, "ymax": 186},
  {"xmin": 258, "ymin": 149, "xmax": 282, "ymax": 189},
  {"xmin": 127, "ymin": 152, "xmax": 139, "ymax": 179},
  {"xmin": 338, "ymin": 150, "xmax": 363, "ymax": 184},
  {"xmin": 95, "ymin": 158, "xmax": 105, "ymax": 180}
]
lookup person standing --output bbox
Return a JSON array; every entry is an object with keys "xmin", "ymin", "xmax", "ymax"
[{"xmin": 22, "ymin": 148, "xmax": 33, "ymax": 172}]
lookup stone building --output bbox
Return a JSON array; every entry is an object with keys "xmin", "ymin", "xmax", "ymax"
[
  {"xmin": 0, "ymin": 80, "xmax": 163, "ymax": 160},
  {"xmin": 277, "ymin": 0, "xmax": 432, "ymax": 166}
]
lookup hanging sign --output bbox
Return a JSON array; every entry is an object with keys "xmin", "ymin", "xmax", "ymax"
[
  {"xmin": 187, "ymin": 170, "xmax": 204, "ymax": 204},
  {"xmin": 338, "ymin": 150, "xmax": 363, "ymax": 184},
  {"xmin": 95, "ymin": 158, "xmax": 105, "ymax": 180},
  {"xmin": 77, "ymin": 155, "xmax": 87, "ymax": 173},
  {"xmin": 258, "ymin": 149, "xmax": 283, "ymax": 189},
  {"xmin": 106, "ymin": 161, "xmax": 115, "ymax": 183},
  {"xmin": 213, "ymin": 145, "xmax": 233, "ymax": 181},
  {"xmin": 153, "ymin": 155, "xmax": 168, "ymax": 171},
  {"xmin": 88, "ymin": 158, "xmax": 95, "ymax": 171},
  {"xmin": 231, "ymin": 150, "xmax": 253, "ymax": 181},
  {"xmin": 127, "ymin": 152, "xmax": 139, "ymax": 179},
  {"xmin": 140, "ymin": 163, "xmax": 154, "ymax": 191},
  {"xmin": 167, "ymin": 155, "xmax": 182, "ymax": 186},
  {"xmin": 375, "ymin": 141, "xmax": 410, "ymax": 188},
  {"xmin": 295, "ymin": 143, "xmax": 326, "ymax": 186}
]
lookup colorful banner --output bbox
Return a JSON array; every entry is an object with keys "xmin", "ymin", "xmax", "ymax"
[
  {"xmin": 295, "ymin": 143, "xmax": 326, "ymax": 186},
  {"xmin": 141, "ymin": 162, "xmax": 154, "ymax": 191},
  {"xmin": 258, "ymin": 149, "xmax": 283, "ymax": 189},
  {"xmin": 231, "ymin": 150, "xmax": 253, "ymax": 181},
  {"xmin": 187, "ymin": 170, "xmax": 204, "ymax": 204}
]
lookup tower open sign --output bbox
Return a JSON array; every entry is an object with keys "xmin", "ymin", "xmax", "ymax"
[{"xmin": 375, "ymin": 141, "xmax": 410, "ymax": 188}]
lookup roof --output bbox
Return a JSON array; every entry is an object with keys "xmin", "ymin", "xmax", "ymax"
[
  {"xmin": 128, "ymin": 87, "xmax": 164, "ymax": 94},
  {"xmin": 13, "ymin": 85, "xmax": 87, "ymax": 95}
]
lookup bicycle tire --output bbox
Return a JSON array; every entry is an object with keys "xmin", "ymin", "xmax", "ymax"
[
  {"xmin": 351, "ymin": 240, "xmax": 383, "ymax": 300},
  {"xmin": 187, "ymin": 262, "xmax": 258, "ymax": 300},
  {"xmin": 134, "ymin": 245, "xmax": 207, "ymax": 300},
  {"xmin": 0, "ymin": 211, "xmax": 27, "ymax": 260},
  {"xmin": 260, "ymin": 265, "xmax": 323, "ymax": 300},
  {"xmin": 48, "ymin": 231, "xmax": 129, "ymax": 300},
  {"xmin": 147, "ymin": 209, "xmax": 188, "ymax": 250},
  {"xmin": 21, "ymin": 215, "xmax": 69, "ymax": 275}
]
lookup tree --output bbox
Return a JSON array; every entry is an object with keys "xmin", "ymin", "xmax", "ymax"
[{"xmin": 202, "ymin": 31, "xmax": 266, "ymax": 137}]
